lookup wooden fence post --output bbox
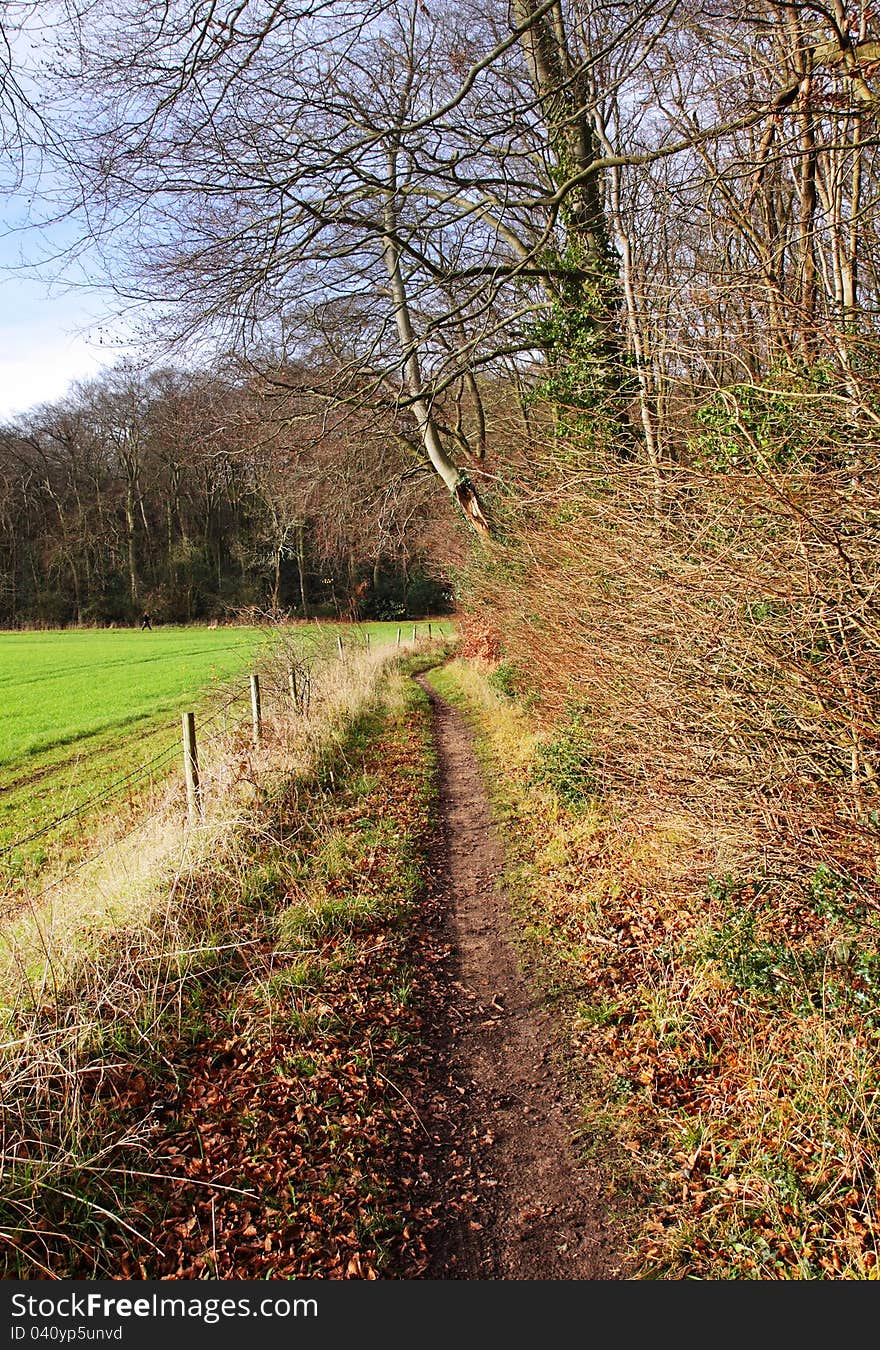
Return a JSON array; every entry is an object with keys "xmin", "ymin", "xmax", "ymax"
[
  {"xmin": 396, "ymin": 626, "xmax": 401, "ymax": 648},
  {"xmin": 289, "ymin": 666, "xmax": 298, "ymax": 711},
  {"xmin": 428, "ymin": 622, "xmax": 432, "ymax": 639},
  {"xmin": 250, "ymin": 673, "xmax": 262, "ymax": 747},
  {"xmin": 182, "ymin": 712, "xmax": 202, "ymax": 823},
  {"xmin": 412, "ymin": 623, "xmax": 417, "ymax": 642},
  {"xmin": 337, "ymin": 634, "xmax": 344, "ymax": 660},
  {"xmin": 365, "ymin": 631, "xmax": 371, "ymax": 651}
]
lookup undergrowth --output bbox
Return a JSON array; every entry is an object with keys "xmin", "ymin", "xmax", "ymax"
[
  {"xmin": 0, "ymin": 648, "xmax": 447, "ymax": 1279},
  {"xmin": 428, "ymin": 658, "xmax": 880, "ymax": 1280}
]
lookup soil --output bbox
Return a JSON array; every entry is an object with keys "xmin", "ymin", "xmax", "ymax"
[{"xmin": 416, "ymin": 675, "xmax": 624, "ymax": 1280}]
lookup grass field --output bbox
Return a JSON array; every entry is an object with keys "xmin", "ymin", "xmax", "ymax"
[
  {"xmin": 0, "ymin": 626, "xmax": 270, "ymax": 882},
  {"xmin": 0, "ymin": 620, "xmax": 449, "ymax": 886}
]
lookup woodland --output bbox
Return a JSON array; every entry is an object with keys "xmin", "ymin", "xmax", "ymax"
[
  {"xmin": 2, "ymin": 0, "xmax": 880, "ymax": 1279},
  {"xmin": 0, "ymin": 363, "xmax": 454, "ymax": 623},
  {"xmin": 0, "ymin": 0, "xmax": 870, "ymax": 886}
]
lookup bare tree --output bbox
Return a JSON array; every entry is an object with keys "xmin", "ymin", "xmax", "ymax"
[{"xmin": 37, "ymin": 0, "xmax": 702, "ymax": 525}]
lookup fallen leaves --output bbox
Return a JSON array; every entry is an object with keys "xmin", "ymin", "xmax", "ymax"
[
  {"xmin": 441, "ymin": 667, "xmax": 880, "ymax": 1280},
  {"xmin": 4, "ymin": 686, "xmax": 467, "ymax": 1282}
]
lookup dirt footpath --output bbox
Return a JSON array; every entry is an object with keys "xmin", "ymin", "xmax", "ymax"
[{"xmin": 416, "ymin": 676, "xmax": 623, "ymax": 1280}]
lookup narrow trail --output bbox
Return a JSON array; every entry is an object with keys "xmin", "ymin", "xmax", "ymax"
[{"xmin": 417, "ymin": 675, "xmax": 622, "ymax": 1280}]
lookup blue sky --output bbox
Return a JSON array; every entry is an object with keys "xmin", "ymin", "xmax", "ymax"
[
  {"xmin": 0, "ymin": 10, "xmax": 122, "ymax": 421},
  {"xmin": 0, "ymin": 267, "xmax": 116, "ymax": 420},
  {"xmin": 0, "ymin": 182, "xmax": 125, "ymax": 421}
]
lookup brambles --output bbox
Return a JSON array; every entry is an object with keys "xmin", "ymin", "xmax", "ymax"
[
  {"xmin": 486, "ymin": 660, "xmax": 524, "ymax": 700},
  {"xmin": 529, "ymin": 713, "xmax": 597, "ymax": 808},
  {"xmin": 433, "ymin": 658, "xmax": 880, "ymax": 1279},
  {"xmin": 691, "ymin": 363, "xmax": 862, "ymax": 473}
]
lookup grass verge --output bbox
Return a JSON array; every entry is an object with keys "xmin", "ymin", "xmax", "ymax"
[
  {"xmin": 0, "ymin": 621, "xmax": 453, "ymax": 887},
  {"xmin": 427, "ymin": 658, "xmax": 880, "ymax": 1281},
  {"xmin": 0, "ymin": 647, "xmax": 449, "ymax": 1279}
]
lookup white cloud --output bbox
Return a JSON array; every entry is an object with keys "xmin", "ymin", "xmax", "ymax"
[
  {"xmin": 0, "ymin": 337, "xmax": 111, "ymax": 420},
  {"xmin": 0, "ymin": 266, "xmax": 134, "ymax": 420}
]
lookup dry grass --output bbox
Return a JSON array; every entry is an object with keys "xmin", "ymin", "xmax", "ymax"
[
  {"xmin": 0, "ymin": 637, "xmax": 409, "ymax": 1002},
  {"xmin": 431, "ymin": 655, "xmax": 880, "ymax": 1279},
  {"xmin": 0, "ymin": 636, "xmax": 433, "ymax": 1277}
]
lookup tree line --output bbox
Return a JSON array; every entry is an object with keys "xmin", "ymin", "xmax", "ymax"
[
  {"xmin": 1, "ymin": 1, "xmax": 876, "ymax": 492},
  {"xmin": 0, "ymin": 362, "xmax": 454, "ymax": 625}
]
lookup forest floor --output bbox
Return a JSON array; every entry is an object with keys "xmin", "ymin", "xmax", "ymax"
[{"xmin": 416, "ymin": 675, "xmax": 624, "ymax": 1278}]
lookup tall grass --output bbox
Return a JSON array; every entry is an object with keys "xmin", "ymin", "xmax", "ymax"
[
  {"xmin": 0, "ymin": 634, "xmax": 428, "ymax": 1277},
  {"xmin": 458, "ymin": 459, "xmax": 880, "ymax": 1281}
]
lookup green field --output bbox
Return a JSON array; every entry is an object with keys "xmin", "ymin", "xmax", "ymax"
[
  {"xmin": 0, "ymin": 628, "xmax": 274, "ymax": 764},
  {"xmin": 0, "ymin": 626, "xmax": 273, "ymax": 883},
  {"xmin": 0, "ymin": 621, "xmax": 450, "ymax": 887}
]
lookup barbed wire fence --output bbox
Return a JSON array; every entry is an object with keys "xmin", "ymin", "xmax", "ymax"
[{"xmin": 0, "ymin": 622, "xmax": 450, "ymax": 926}]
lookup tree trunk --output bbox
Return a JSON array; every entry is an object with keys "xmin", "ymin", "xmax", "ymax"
[
  {"xmin": 513, "ymin": 0, "xmax": 632, "ymax": 436},
  {"xmin": 842, "ymin": 110, "xmax": 862, "ymax": 329},
  {"xmin": 272, "ymin": 547, "xmax": 282, "ymax": 611},
  {"xmin": 296, "ymin": 523, "xmax": 308, "ymax": 618},
  {"xmin": 69, "ymin": 555, "xmax": 81, "ymax": 624},
  {"xmin": 124, "ymin": 482, "xmax": 138, "ymax": 608},
  {"xmin": 595, "ymin": 107, "xmax": 662, "ymax": 496},
  {"xmin": 782, "ymin": 8, "xmax": 819, "ymax": 356},
  {"xmin": 382, "ymin": 179, "xmax": 491, "ymax": 536}
]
